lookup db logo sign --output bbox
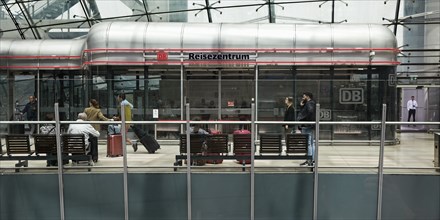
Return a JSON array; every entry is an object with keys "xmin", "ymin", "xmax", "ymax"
[
  {"xmin": 371, "ymin": 123, "xmax": 381, "ymax": 131},
  {"xmin": 157, "ymin": 51, "xmax": 168, "ymax": 61},
  {"xmin": 320, "ymin": 109, "xmax": 331, "ymax": 121},
  {"xmin": 339, "ymin": 88, "xmax": 364, "ymax": 104}
]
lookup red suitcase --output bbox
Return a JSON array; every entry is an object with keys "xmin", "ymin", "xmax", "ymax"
[{"xmin": 107, "ymin": 134, "xmax": 123, "ymax": 157}]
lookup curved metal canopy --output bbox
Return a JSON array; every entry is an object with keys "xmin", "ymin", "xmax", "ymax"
[
  {"xmin": 85, "ymin": 22, "xmax": 398, "ymax": 66},
  {"xmin": 0, "ymin": 22, "xmax": 399, "ymax": 69}
]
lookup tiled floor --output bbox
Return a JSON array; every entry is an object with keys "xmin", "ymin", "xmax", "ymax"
[{"xmin": 1, "ymin": 132, "xmax": 439, "ymax": 174}]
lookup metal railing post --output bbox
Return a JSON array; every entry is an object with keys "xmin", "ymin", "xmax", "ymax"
[
  {"xmin": 250, "ymin": 101, "xmax": 256, "ymax": 220},
  {"xmin": 54, "ymin": 103, "xmax": 65, "ymax": 220},
  {"xmin": 186, "ymin": 103, "xmax": 192, "ymax": 220},
  {"xmin": 121, "ymin": 104, "xmax": 129, "ymax": 220},
  {"xmin": 377, "ymin": 104, "xmax": 387, "ymax": 220},
  {"xmin": 313, "ymin": 103, "xmax": 320, "ymax": 220}
]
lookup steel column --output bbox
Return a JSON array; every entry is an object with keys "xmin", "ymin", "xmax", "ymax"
[
  {"xmin": 186, "ymin": 103, "xmax": 192, "ymax": 220},
  {"xmin": 54, "ymin": 103, "xmax": 65, "ymax": 220},
  {"xmin": 250, "ymin": 102, "xmax": 256, "ymax": 220},
  {"xmin": 255, "ymin": 66, "xmax": 258, "ymax": 133},
  {"xmin": 312, "ymin": 103, "xmax": 320, "ymax": 220},
  {"xmin": 121, "ymin": 104, "xmax": 129, "ymax": 220},
  {"xmin": 181, "ymin": 65, "xmax": 184, "ymax": 133},
  {"xmin": 376, "ymin": 104, "xmax": 387, "ymax": 220},
  {"xmin": 393, "ymin": 0, "xmax": 402, "ymax": 35}
]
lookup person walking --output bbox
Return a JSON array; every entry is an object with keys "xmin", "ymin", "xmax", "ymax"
[
  {"xmin": 21, "ymin": 95, "xmax": 38, "ymax": 134},
  {"xmin": 84, "ymin": 99, "xmax": 110, "ymax": 131},
  {"xmin": 297, "ymin": 92, "xmax": 316, "ymax": 166},
  {"xmin": 407, "ymin": 96, "xmax": 418, "ymax": 123},
  {"xmin": 116, "ymin": 93, "xmax": 133, "ymax": 144}
]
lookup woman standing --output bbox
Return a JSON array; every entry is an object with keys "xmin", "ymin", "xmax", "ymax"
[
  {"xmin": 283, "ymin": 97, "xmax": 295, "ymax": 134},
  {"xmin": 84, "ymin": 99, "xmax": 109, "ymax": 163}
]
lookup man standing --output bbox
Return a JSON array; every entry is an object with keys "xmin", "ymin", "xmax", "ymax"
[
  {"xmin": 21, "ymin": 95, "xmax": 38, "ymax": 134},
  {"xmin": 407, "ymin": 96, "xmax": 418, "ymax": 123},
  {"xmin": 297, "ymin": 92, "xmax": 316, "ymax": 166}
]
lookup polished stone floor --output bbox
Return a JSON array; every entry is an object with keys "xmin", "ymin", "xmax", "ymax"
[{"xmin": 1, "ymin": 132, "xmax": 439, "ymax": 174}]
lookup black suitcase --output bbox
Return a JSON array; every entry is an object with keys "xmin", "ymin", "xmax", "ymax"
[
  {"xmin": 131, "ymin": 125, "xmax": 160, "ymax": 153},
  {"xmin": 139, "ymin": 135, "xmax": 160, "ymax": 154}
]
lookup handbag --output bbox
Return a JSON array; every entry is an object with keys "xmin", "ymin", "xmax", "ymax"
[
  {"xmin": 108, "ymin": 124, "xmax": 121, "ymax": 135},
  {"xmin": 40, "ymin": 125, "xmax": 56, "ymax": 134}
]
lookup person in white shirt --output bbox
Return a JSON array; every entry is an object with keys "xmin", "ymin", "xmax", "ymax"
[
  {"xmin": 406, "ymin": 96, "xmax": 418, "ymax": 122},
  {"xmin": 67, "ymin": 113, "xmax": 100, "ymax": 155}
]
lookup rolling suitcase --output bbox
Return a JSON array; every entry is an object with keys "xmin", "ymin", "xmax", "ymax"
[
  {"xmin": 107, "ymin": 134, "xmax": 123, "ymax": 157},
  {"xmin": 131, "ymin": 125, "xmax": 160, "ymax": 153},
  {"xmin": 139, "ymin": 135, "xmax": 160, "ymax": 154},
  {"xmin": 233, "ymin": 129, "xmax": 250, "ymax": 135}
]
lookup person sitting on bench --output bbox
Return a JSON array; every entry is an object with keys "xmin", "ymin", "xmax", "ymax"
[
  {"xmin": 189, "ymin": 117, "xmax": 209, "ymax": 134},
  {"xmin": 67, "ymin": 113, "xmax": 100, "ymax": 162}
]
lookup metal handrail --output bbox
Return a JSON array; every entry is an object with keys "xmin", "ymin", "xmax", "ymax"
[{"xmin": 1, "ymin": 120, "xmax": 439, "ymax": 125}]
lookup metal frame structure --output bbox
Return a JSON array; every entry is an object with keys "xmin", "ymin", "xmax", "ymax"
[
  {"xmin": 0, "ymin": 0, "xmax": 438, "ymax": 35},
  {"xmin": 1, "ymin": 1, "xmax": 437, "ymax": 82},
  {"xmin": 1, "ymin": 104, "xmax": 440, "ymax": 220}
]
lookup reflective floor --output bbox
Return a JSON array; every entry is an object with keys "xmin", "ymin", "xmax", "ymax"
[{"xmin": 1, "ymin": 132, "xmax": 439, "ymax": 174}]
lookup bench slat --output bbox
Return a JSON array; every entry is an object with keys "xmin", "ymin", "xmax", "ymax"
[
  {"xmin": 233, "ymin": 134, "xmax": 252, "ymax": 154},
  {"xmin": 207, "ymin": 134, "xmax": 229, "ymax": 154},
  {"xmin": 6, "ymin": 135, "xmax": 33, "ymax": 155},
  {"xmin": 34, "ymin": 134, "xmax": 57, "ymax": 155},
  {"xmin": 62, "ymin": 134, "xmax": 86, "ymax": 154},
  {"xmin": 260, "ymin": 134, "xmax": 282, "ymax": 154},
  {"xmin": 179, "ymin": 134, "xmax": 207, "ymax": 154},
  {"xmin": 286, "ymin": 134, "xmax": 308, "ymax": 154}
]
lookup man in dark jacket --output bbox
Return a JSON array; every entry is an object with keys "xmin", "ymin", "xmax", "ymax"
[
  {"xmin": 297, "ymin": 92, "xmax": 316, "ymax": 166},
  {"xmin": 21, "ymin": 95, "xmax": 38, "ymax": 134},
  {"xmin": 283, "ymin": 97, "xmax": 295, "ymax": 133}
]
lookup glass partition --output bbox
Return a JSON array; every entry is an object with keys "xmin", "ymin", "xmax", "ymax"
[{"xmin": 0, "ymin": 73, "xmax": 8, "ymax": 135}]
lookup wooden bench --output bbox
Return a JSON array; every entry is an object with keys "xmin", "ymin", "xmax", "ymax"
[
  {"xmin": 34, "ymin": 134, "xmax": 57, "ymax": 155},
  {"xmin": 4, "ymin": 134, "xmax": 34, "ymax": 169},
  {"xmin": 259, "ymin": 134, "xmax": 282, "ymax": 155},
  {"xmin": 174, "ymin": 133, "xmax": 312, "ymax": 171},
  {"xmin": 179, "ymin": 134, "xmax": 207, "ymax": 155},
  {"xmin": 0, "ymin": 134, "xmax": 92, "ymax": 172},
  {"xmin": 5, "ymin": 135, "xmax": 34, "ymax": 156},
  {"xmin": 286, "ymin": 133, "xmax": 309, "ymax": 155},
  {"xmin": 34, "ymin": 134, "xmax": 67, "ymax": 166},
  {"xmin": 62, "ymin": 134, "xmax": 92, "ymax": 166},
  {"xmin": 233, "ymin": 134, "xmax": 252, "ymax": 154},
  {"xmin": 232, "ymin": 134, "xmax": 252, "ymax": 165},
  {"xmin": 175, "ymin": 134, "xmax": 208, "ymax": 166},
  {"xmin": 206, "ymin": 134, "xmax": 229, "ymax": 164},
  {"xmin": 207, "ymin": 134, "xmax": 229, "ymax": 154}
]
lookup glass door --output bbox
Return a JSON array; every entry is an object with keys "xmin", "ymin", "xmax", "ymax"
[
  {"xmin": 184, "ymin": 68, "xmax": 255, "ymax": 134},
  {"xmin": 185, "ymin": 69, "xmax": 219, "ymax": 132},
  {"xmin": 220, "ymin": 69, "xmax": 254, "ymax": 133}
]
